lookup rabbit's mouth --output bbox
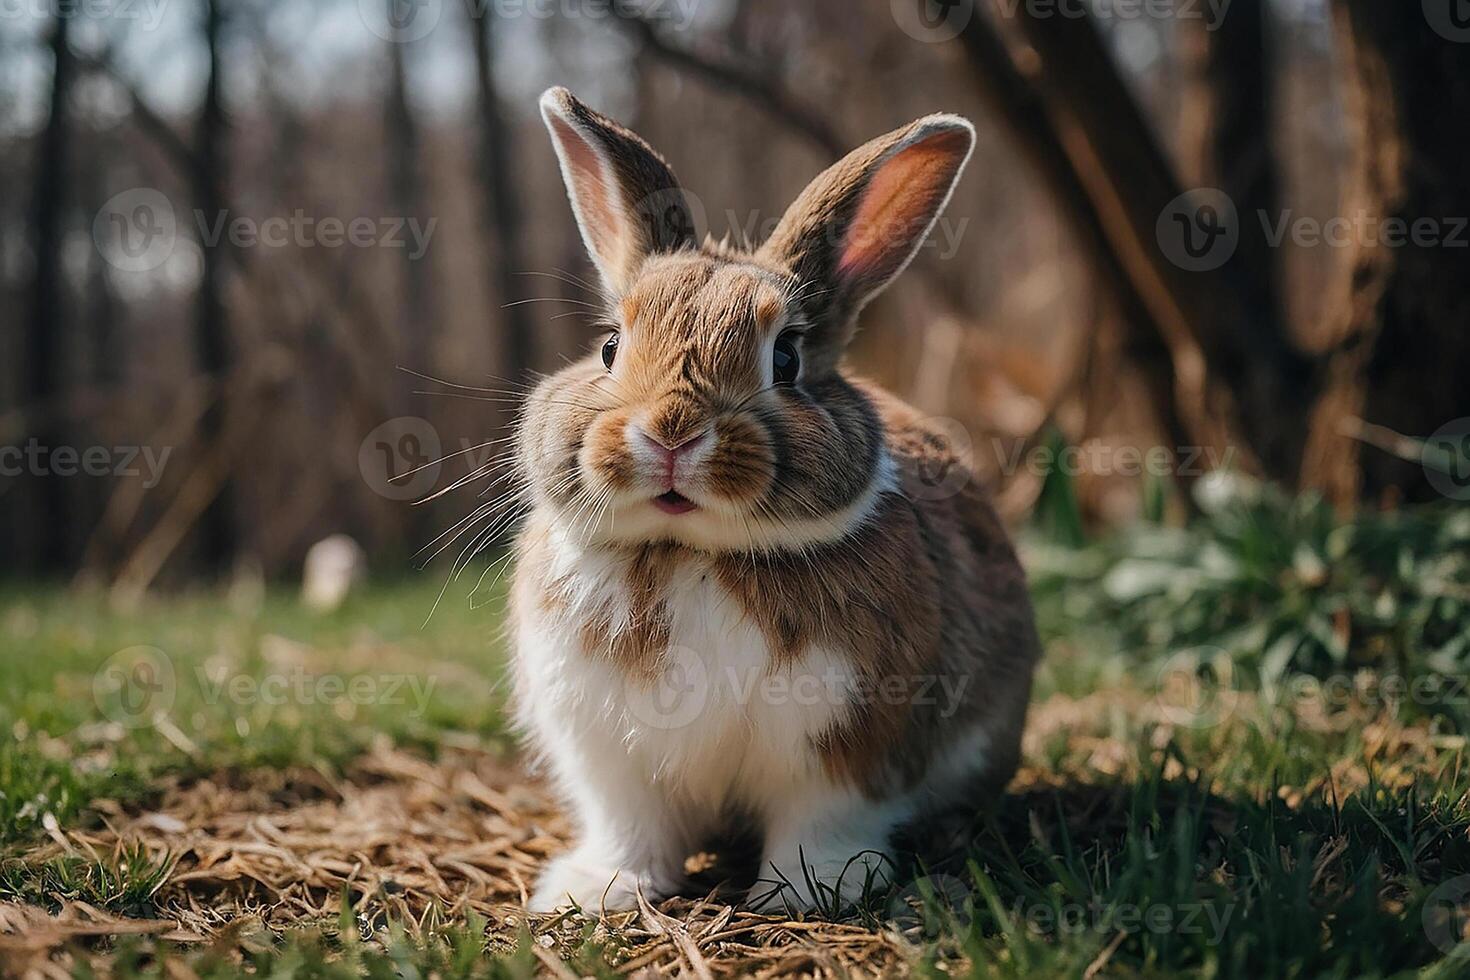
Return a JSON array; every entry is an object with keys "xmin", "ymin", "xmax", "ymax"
[{"xmin": 652, "ymin": 490, "xmax": 698, "ymax": 515}]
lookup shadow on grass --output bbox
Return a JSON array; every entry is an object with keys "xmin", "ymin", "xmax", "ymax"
[{"xmin": 876, "ymin": 749, "xmax": 1470, "ymax": 977}]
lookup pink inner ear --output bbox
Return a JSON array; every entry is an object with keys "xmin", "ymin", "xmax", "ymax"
[
  {"xmin": 836, "ymin": 128, "xmax": 970, "ymax": 288},
  {"xmin": 548, "ymin": 113, "xmax": 625, "ymax": 270}
]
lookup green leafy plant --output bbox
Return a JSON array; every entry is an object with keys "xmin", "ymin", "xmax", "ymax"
[{"xmin": 1030, "ymin": 477, "xmax": 1470, "ymax": 716}]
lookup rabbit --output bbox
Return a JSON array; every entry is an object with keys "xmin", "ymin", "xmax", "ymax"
[{"xmin": 511, "ymin": 87, "xmax": 1040, "ymax": 914}]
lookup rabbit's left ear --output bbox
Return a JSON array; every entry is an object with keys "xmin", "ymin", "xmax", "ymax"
[
  {"xmin": 758, "ymin": 115, "xmax": 974, "ymax": 360},
  {"xmin": 539, "ymin": 87, "xmax": 696, "ymax": 298}
]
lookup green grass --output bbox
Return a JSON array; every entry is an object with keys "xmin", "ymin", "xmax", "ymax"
[
  {"xmin": 948, "ymin": 739, "xmax": 1470, "ymax": 978},
  {"xmin": 0, "ymin": 572, "xmax": 511, "ymax": 846},
  {"xmin": 0, "ymin": 841, "xmax": 176, "ymax": 918},
  {"xmin": 3, "ymin": 491, "xmax": 1470, "ymax": 976}
]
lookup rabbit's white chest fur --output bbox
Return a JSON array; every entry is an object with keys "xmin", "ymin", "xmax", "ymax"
[{"xmin": 515, "ymin": 527, "xmax": 856, "ymax": 807}]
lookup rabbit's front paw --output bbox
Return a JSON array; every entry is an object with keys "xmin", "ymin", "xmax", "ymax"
[{"xmin": 528, "ymin": 846, "xmax": 672, "ymax": 913}]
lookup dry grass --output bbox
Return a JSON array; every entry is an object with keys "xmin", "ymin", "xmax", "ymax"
[{"xmin": 1, "ymin": 745, "xmax": 937, "ymax": 978}]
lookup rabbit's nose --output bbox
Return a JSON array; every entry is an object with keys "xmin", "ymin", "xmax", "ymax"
[
  {"xmin": 635, "ymin": 427, "xmax": 713, "ymax": 466},
  {"xmin": 633, "ymin": 424, "xmax": 713, "ymax": 488}
]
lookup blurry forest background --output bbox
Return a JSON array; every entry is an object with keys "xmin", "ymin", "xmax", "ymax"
[{"xmin": 2, "ymin": 0, "xmax": 1467, "ymax": 590}]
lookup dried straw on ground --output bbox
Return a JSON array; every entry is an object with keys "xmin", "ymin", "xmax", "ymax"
[{"xmin": 1, "ymin": 745, "xmax": 940, "ymax": 978}]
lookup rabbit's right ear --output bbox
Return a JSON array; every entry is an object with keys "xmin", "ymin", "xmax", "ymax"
[
  {"xmin": 757, "ymin": 115, "xmax": 974, "ymax": 370},
  {"xmin": 539, "ymin": 87, "xmax": 696, "ymax": 298}
]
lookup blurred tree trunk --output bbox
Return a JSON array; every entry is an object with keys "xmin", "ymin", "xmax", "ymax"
[
  {"xmin": 1171, "ymin": 0, "xmax": 1288, "ymax": 490},
  {"xmin": 957, "ymin": 1, "xmax": 1469, "ymax": 505},
  {"xmin": 27, "ymin": 12, "xmax": 74, "ymax": 573},
  {"xmin": 966, "ymin": 1, "xmax": 1315, "ymax": 486},
  {"xmin": 384, "ymin": 26, "xmax": 437, "ymax": 548},
  {"xmin": 467, "ymin": 3, "xmax": 533, "ymax": 382},
  {"xmin": 1304, "ymin": 2, "xmax": 1470, "ymax": 502},
  {"xmin": 83, "ymin": 137, "xmax": 121, "ymax": 387},
  {"xmin": 951, "ymin": 7, "xmax": 1199, "ymax": 487},
  {"xmin": 385, "ymin": 27, "xmax": 436, "ymax": 346},
  {"xmin": 1193, "ymin": 0, "xmax": 1284, "ymax": 348},
  {"xmin": 194, "ymin": 0, "xmax": 236, "ymax": 568},
  {"xmin": 83, "ymin": 143, "xmax": 121, "ymax": 571}
]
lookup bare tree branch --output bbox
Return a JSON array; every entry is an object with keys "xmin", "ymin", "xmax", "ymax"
[{"xmin": 618, "ymin": 13, "xmax": 846, "ymax": 160}]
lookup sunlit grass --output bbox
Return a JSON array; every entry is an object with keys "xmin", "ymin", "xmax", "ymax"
[{"xmin": 0, "ymin": 568, "xmax": 511, "ymax": 846}]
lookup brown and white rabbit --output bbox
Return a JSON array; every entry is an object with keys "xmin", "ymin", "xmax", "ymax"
[{"xmin": 512, "ymin": 87, "xmax": 1039, "ymax": 913}]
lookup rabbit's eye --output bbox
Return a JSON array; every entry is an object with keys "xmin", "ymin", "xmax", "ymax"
[
  {"xmin": 601, "ymin": 333, "xmax": 619, "ymax": 370},
  {"xmin": 772, "ymin": 332, "xmax": 800, "ymax": 385}
]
